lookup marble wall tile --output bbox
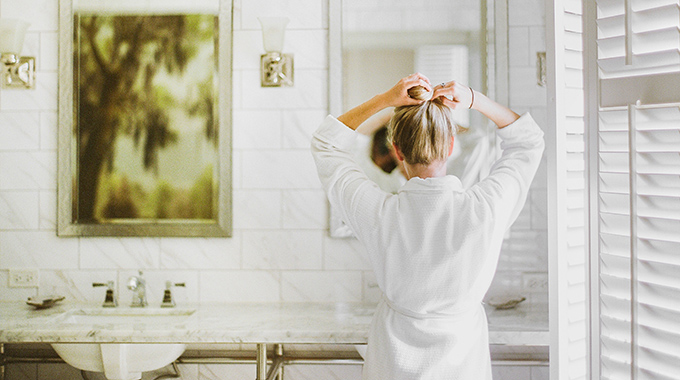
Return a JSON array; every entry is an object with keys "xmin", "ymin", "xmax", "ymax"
[
  {"xmin": 241, "ymin": 150, "xmax": 321, "ymax": 190},
  {"xmin": 509, "ymin": 27, "xmax": 530, "ymax": 67},
  {"xmin": 21, "ymin": 33, "xmax": 39, "ymax": 66},
  {"xmin": 0, "ymin": 191, "xmax": 39, "ymax": 229},
  {"xmin": 282, "ymin": 109, "xmax": 327, "ymax": 149},
  {"xmin": 508, "ymin": 0, "xmax": 545, "ymax": 27},
  {"xmin": 117, "ymin": 269, "xmax": 200, "ymax": 307},
  {"xmin": 232, "ymin": 109, "xmax": 282, "ymax": 149},
  {"xmin": 243, "ymin": 230, "xmax": 322, "ymax": 270},
  {"xmin": 232, "ymin": 30, "xmax": 327, "ymax": 70},
  {"xmin": 240, "ymin": 0, "xmax": 325, "ymax": 30},
  {"xmin": 529, "ymin": 27, "xmax": 546, "ymax": 68},
  {"xmin": 0, "ymin": 231, "xmax": 79, "ymax": 269},
  {"xmin": 39, "ymin": 32, "xmax": 59, "ymax": 71},
  {"xmin": 323, "ymin": 236, "xmax": 370, "ymax": 271},
  {"xmin": 282, "ymin": 189, "xmax": 327, "ymax": 229},
  {"xmin": 233, "ymin": 189, "xmax": 282, "ymax": 229},
  {"xmin": 79, "ymin": 238, "xmax": 161, "ymax": 269},
  {"xmin": 0, "ymin": 151, "xmax": 56, "ymax": 190},
  {"xmin": 281, "ymin": 271, "xmax": 361, "ymax": 302},
  {"xmin": 0, "ymin": 72, "xmax": 58, "ymax": 111},
  {"xmin": 509, "ymin": 68, "xmax": 547, "ymax": 108},
  {"xmin": 0, "ymin": 270, "xmax": 37, "ymax": 301},
  {"xmin": 0, "ymin": 112, "xmax": 41, "ymax": 150},
  {"xmin": 38, "ymin": 190, "xmax": 56, "ymax": 229},
  {"xmin": 39, "ymin": 111, "xmax": 57, "ymax": 149},
  {"xmin": 239, "ymin": 69, "xmax": 327, "ymax": 110},
  {"xmin": 0, "ymin": 0, "xmax": 58, "ymax": 31},
  {"xmin": 160, "ymin": 237, "xmax": 241, "ymax": 270},
  {"xmin": 39, "ymin": 269, "xmax": 118, "ymax": 303},
  {"xmin": 199, "ymin": 270, "xmax": 280, "ymax": 302}
]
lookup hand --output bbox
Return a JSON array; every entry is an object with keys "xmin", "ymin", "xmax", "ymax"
[
  {"xmin": 379, "ymin": 73, "xmax": 432, "ymax": 108},
  {"xmin": 432, "ymin": 81, "xmax": 473, "ymax": 110}
]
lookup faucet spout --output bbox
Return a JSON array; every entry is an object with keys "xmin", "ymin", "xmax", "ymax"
[{"xmin": 127, "ymin": 271, "xmax": 147, "ymax": 307}]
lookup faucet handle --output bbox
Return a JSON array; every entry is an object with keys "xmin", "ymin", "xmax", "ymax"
[
  {"xmin": 93, "ymin": 281, "xmax": 118, "ymax": 307},
  {"xmin": 160, "ymin": 281, "xmax": 185, "ymax": 308}
]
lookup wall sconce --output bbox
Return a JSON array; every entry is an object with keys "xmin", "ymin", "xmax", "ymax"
[
  {"xmin": 0, "ymin": 19, "xmax": 35, "ymax": 89},
  {"xmin": 258, "ymin": 17, "xmax": 293, "ymax": 87}
]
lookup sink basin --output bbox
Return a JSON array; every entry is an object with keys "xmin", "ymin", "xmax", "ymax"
[
  {"xmin": 56, "ymin": 307, "xmax": 195, "ymax": 325},
  {"xmin": 51, "ymin": 308, "xmax": 195, "ymax": 380}
]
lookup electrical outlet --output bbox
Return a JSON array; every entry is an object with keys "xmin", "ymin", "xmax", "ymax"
[
  {"xmin": 523, "ymin": 273, "xmax": 548, "ymax": 292},
  {"xmin": 8, "ymin": 268, "xmax": 39, "ymax": 287}
]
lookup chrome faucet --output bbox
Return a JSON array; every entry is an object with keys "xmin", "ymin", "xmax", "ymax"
[
  {"xmin": 127, "ymin": 271, "xmax": 147, "ymax": 307},
  {"xmin": 92, "ymin": 281, "xmax": 118, "ymax": 307}
]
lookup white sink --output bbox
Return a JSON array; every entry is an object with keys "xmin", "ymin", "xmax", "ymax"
[
  {"xmin": 51, "ymin": 308, "xmax": 195, "ymax": 380},
  {"xmin": 56, "ymin": 307, "xmax": 195, "ymax": 325}
]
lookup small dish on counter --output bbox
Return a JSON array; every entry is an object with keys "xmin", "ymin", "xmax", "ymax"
[{"xmin": 26, "ymin": 296, "xmax": 65, "ymax": 309}]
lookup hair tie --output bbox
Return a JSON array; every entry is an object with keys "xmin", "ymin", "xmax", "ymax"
[{"xmin": 469, "ymin": 87, "xmax": 474, "ymax": 109}]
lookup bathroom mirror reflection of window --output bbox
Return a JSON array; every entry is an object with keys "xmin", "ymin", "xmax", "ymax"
[{"xmin": 331, "ymin": 0, "xmax": 501, "ymax": 237}]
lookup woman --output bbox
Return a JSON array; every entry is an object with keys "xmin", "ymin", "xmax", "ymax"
[{"xmin": 311, "ymin": 73, "xmax": 544, "ymax": 379}]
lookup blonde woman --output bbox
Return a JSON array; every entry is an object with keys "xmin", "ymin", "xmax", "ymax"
[{"xmin": 311, "ymin": 73, "xmax": 544, "ymax": 379}]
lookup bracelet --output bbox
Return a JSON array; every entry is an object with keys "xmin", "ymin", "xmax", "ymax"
[{"xmin": 469, "ymin": 87, "xmax": 474, "ymax": 109}]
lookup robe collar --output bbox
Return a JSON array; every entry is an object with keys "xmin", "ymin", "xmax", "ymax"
[{"xmin": 399, "ymin": 175, "xmax": 463, "ymax": 193}]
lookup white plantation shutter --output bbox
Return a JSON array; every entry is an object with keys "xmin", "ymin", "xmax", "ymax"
[
  {"xmin": 548, "ymin": 0, "xmax": 588, "ymax": 379},
  {"xmin": 587, "ymin": 0, "xmax": 680, "ymax": 379},
  {"xmin": 415, "ymin": 45, "xmax": 470, "ymax": 126},
  {"xmin": 596, "ymin": 0, "xmax": 680, "ymax": 76}
]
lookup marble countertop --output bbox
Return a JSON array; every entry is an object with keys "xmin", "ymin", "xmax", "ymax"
[{"xmin": 0, "ymin": 301, "xmax": 548, "ymax": 346}]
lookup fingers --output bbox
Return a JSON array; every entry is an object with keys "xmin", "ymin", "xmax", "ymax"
[
  {"xmin": 431, "ymin": 81, "xmax": 471, "ymax": 109},
  {"xmin": 402, "ymin": 72, "xmax": 432, "ymax": 92}
]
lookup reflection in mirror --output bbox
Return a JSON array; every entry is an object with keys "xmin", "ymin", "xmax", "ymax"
[
  {"xmin": 330, "ymin": 0, "xmax": 498, "ymax": 237},
  {"xmin": 58, "ymin": 0, "xmax": 232, "ymax": 237}
]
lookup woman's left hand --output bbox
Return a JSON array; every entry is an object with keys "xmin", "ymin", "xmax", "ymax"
[{"xmin": 432, "ymin": 81, "xmax": 473, "ymax": 110}]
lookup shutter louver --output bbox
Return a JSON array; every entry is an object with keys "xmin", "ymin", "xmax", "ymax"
[
  {"xmin": 593, "ymin": 0, "xmax": 680, "ymax": 378},
  {"xmin": 596, "ymin": 0, "xmax": 680, "ymax": 77}
]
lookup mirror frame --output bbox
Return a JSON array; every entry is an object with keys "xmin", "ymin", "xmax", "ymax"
[
  {"xmin": 327, "ymin": 0, "xmax": 509, "ymax": 237},
  {"xmin": 57, "ymin": 0, "xmax": 233, "ymax": 237}
]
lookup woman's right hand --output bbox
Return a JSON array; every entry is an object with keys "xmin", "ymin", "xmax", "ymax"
[{"xmin": 379, "ymin": 73, "xmax": 432, "ymax": 108}]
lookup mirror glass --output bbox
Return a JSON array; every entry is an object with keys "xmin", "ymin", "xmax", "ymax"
[
  {"xmin": 58, "ymin": 0, "xmax": 232, "ymax": 237},
  {"xmin": 330, "ymin": 0, "xmax": 499, "ymax": 237}
]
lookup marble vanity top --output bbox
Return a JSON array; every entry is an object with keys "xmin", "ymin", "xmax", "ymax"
[{"xmin": 0, "ymin": 301, "xmax": 547, "ymax": 346}]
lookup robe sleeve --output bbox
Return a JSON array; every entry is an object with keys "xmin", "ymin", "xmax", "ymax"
[
  {"xmin": 470, "ymin": 112, "xmax": 545, "ymax": 228},
  {"xmin": 310, "ymin": 115, "xmax": 391, "ymax": 240}
]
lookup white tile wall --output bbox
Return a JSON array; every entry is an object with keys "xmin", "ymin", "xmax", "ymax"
[
  {"xmin": 0, "ymin": 0, "xmax": 547, "ymax": 378},
  {"xmin": 487, "ymin": 0, "xmax": 548, "ymax": 299}
]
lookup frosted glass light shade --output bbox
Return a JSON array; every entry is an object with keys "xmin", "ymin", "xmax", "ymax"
[
  {"xmin": 0, "ymin": 19, "xmax": 30, "ymax": 55},
  {"xmin": 258, "ymin": 17, "xmax": 289, "ymax": 53}
]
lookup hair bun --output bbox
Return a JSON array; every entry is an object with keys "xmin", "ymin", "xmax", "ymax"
[{"xmin": 407, "ymin": 86, "xmax": 431, "ymax": 101}]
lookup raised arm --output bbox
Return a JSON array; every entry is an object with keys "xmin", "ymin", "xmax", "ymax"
[
  {"xmin": 432, "ymin": 81, "xmax": 519, "ymax": 128},
  {"xmin": 338, "ymin": 73, "xmax": 432, "ymax": 130}
]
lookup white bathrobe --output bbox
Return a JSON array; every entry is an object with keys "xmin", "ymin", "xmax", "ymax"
[{"xmin": 311, "ymin": 113, "xmax": 545, "ymax": 380}]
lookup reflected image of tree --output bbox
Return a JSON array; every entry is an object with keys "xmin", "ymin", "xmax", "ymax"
[{"xmin": 75, "ymin": 14, "xmax": 216, "ymax": 222}]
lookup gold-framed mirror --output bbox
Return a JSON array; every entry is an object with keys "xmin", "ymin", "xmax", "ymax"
[{"xmin": 57, "ymin": 0, "xmax": 232, "ymax": 237}]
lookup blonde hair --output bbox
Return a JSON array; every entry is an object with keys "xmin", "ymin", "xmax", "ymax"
[{"xmin": 389, "ymin": 86, "xmax": 464, "ymax": 165}]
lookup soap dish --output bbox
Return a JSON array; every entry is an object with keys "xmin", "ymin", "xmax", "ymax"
[
  {"xmin": 487, "ymin": 296, "xmax": 526, "ymax": 310},
  {"xmin": 26, "ymin": 296, "xmax": 65, "ymax": 309}
]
